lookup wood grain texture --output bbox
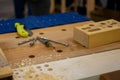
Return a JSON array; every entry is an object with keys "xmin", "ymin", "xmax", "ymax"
[
  {"xmin": 0, "ymin": 21, "xmax": 120, "ymax": 69},
  {"xmin": 0, "ymin": 66, "xmax": 13, "ymax": 78},
  {"xmin": 0, "ymin": 48, "xmax": 8, "ymax": 67},
  {"xmin": 74, "ymin": 19, "xmax": 120, "ymax": 48},
  {"xmin": 0, "ymin": 48, "xmax": 13, "ymax": 78}
]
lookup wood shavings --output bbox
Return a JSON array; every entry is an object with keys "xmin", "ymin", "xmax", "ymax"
[
  {"xmin": 13, "ymin": 62, "xmax": 57, "ymax": 80},
  {"xmin": 44, "ymin": 64, "xmax": 49, "ymax": 67},
  {"xmin": 23, "ymin": 72, "xmax": 58, "ymax": 80},
  {"xmin": 12, "ymin": 58, "xmax": 35, "ymax": 68},
  {"xmin": 36, "ymin": 66, "xmax": 41, "ymax": 69},
  {"xmin": 36, "ymin": 73, "xmax": 58, "ymax": 80},
  {"xmin": 47, "ymin": 68, "xmax": 53, "ymax": 71},
  {"xmin": 29, "ymin": 67, "xmax": 35, "ymax": 73}
]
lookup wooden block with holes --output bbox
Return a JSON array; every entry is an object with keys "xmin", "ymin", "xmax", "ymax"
[{"xmin": 73, "ymin": 19, "xmax": 120, "ymax": 48}]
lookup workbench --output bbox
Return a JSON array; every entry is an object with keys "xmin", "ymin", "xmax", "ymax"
[{"xmin": 0, "ymin": 21, "xmax": 120, "ymax": 80}]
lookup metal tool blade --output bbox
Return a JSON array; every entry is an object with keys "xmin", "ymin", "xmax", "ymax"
[{"xmin": 39, "ymin": 36, "xmax": 69, "ymax": 47}]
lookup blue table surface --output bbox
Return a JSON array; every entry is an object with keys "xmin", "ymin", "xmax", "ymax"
[{"xmin": 0, "ymin": 12, "xmax": 90, "ymax": 34}]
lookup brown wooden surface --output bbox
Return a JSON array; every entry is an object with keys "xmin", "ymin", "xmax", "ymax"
[
  {"xmin": 100, "ymin": 70, "xmax": 120, "ymax": 80},
  {"xmin": 0, "ymin": 48, "xmax": 13, "ymax": 78},
  {"xmin": 0, "ymin": 66, "xmax": 13, "ymax": 78},
  {"xmin": 0, "ymin": 21, "xmax": 120, "ymax": 69}
]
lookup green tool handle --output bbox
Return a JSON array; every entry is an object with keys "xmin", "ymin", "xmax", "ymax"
[{"xmin": 15, "ymin": 23, "xmax": 29, "ymax": 37}]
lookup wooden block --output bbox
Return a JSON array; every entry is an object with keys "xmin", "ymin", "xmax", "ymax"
[
  {"xmin": 0, "ymin": 48, "xmax": 8, "ymax": 67},
  {"xmin": 73, "ymin": 19, "xmax": 120, "ymax": 48},
  {"xmin": 0, "ymin": 66, "xmax": 13, "ymax": 79},
  {"xmin": 0, "ymin": 48, "xmax": 13, "ymax": 79},
  {"xmin": 0, "ymin": 76, "xmax": 13, "ymax": 80},
  {"xmin": 100, "ymin": 70, "xmax": 120, "ymax": 80}
]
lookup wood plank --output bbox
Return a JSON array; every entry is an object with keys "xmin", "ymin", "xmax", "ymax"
[
  {"xmin": 13, "ymin": 49, "xmax": 120, "ymax": 80},
  {"xmin": 0, "ymin": 21, "xmax": 120, "ymax": 69},
  {"xmin": 0, "ymin": 48, "xmax": 13, "ymax": 79},
  {"xmin": 0, "ymin": 66, "xmax": 13, "ymax": 79},
  {"xmin": 0, "ymin": 48, "xmax": 8, "ymax": 67}
]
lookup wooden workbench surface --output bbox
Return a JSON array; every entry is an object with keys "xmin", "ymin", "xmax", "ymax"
[{"xmin": 0, "ymin": 21, "xmax": 120, "ymax": 69}]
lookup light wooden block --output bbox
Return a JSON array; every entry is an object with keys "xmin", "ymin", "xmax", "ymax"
[
  {"xmin": 0, "ymin": 66, "xmax": 13, "ymax": 79},
  {"xmin": 0, "ymin": 48, "xmax": 13, "ymax": 79},
  {"xmin": 73, "ymin": 19, "xmax": 120, "ymax": 48}
]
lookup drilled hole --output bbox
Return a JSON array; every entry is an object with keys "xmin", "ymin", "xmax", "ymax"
[
  {"xmin": 39, "ymin": 32, "xmax": 44, "ymax": 35},
  {"xmin": 29, "ymin": 55, "xmax": 35, "ymax": 58},
  {"xmin": 2, "ymin": 63, "xmax": 4, "ymax": 65},
  {"xmin": 16, "ymin": 36, "xmax": 20, "ymax": 38},
  {"xmin": 18, "ymin": 76, "xmax": 21, "ymax": 78},
  {"xmin": 36, "ymin": 74, "xmax": 39, "ymax": 77},
  {"xmin": 61, "ymin": 29, "xmax": 67, "ymax": 31},
  {"xmin": 89, "ymin": 24, "xmax": 95, "ymax": 26},
  {"xmin": 88, "ymin": 28, "xmax": 101, "ymax": 32},
  {"xmin": 100, "ymin": 23, "xmax": 106, "ymax": 25},
  {"xmin": 29, "ymin": 76, "xmax": 33, "ymax": 78},
  {"xmin": 56, "ymin": 50, "xmax": 63, "ymax": 53},
  {"xmin": 44, "ymin": 64, "xmax": 49, "ymax": 67},
  {"xmin": 15, "ymin": 72, "xmax": 19, "ymax": 75},
  {"xmin": 108, "ymin": 25, "xmax": 113, "ymax": 28},
  {"xmin": 36, "ymin": 66, "xmax": 41, "ymax": 69},
  {"xmin": 82, "ymin": 45, "xmax": 86, "ymax": 47},
  {"xmin": 111, "ymin": 22, "xmax": 117, "ymax": 25},
  {"xmin": 19, "ymin": 69, "xmax": 24, "ymax": 72},
  {"xmin": 47, "ymin": 68, "xmax": 53, "ymax": 71},
  {"xmin": 40, "ymin": 69, "xmax": 42, "ymax": 71},
  {"xmin": 82, "ymin": 27, "xmax": 91, "ymax": 30}
]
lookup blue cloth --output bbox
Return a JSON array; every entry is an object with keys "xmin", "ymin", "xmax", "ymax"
[{"xmin": 0, "ymin": 12, "xmax": 90, "ymax": 34}]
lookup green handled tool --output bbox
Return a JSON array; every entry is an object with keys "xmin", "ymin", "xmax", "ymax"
[{"xmin": 15, "ymin": 22, "xmax": 33, "ymax": 37}]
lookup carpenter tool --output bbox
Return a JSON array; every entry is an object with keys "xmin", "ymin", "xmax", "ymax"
[
  {"xmin": 37, "ymin": 37, "xmax": 56, "ymax": 49},
  {"xmin": 38, "ymin": 36, "xmax": 69, "ymax": 47},
  {"xmin": 18, "ymin": 36, "xmax": 69, "ymax": 49},
  {"xmin": 29, "ymin": 38, "xmax": 37, "ymax": 47},
  {"xmin": 18, "ymin": 38, "xmax": 35, "ymax": 45},
  {"xmin": 15, "ymin": 22, "xmax": 33, "ymax": 37}
]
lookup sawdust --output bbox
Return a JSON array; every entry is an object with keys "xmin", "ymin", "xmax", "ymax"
[
  {"xmin": 47, "ymin": 68, "xmax": 53, "ymax": 71},
  {"xmin": 29, "ymin": 67, "xmax": 35, "ymax": 73},
  {"xmin": 23, "ymin": 72, "xmax": 58, "ymax": 80},
  {"xmin": 44, "ymin": 64, "xmax": 49, "ymax": 67},
  {"xmin": 36, "ymin": 66, "xmax": 41, "ymax": 69}
]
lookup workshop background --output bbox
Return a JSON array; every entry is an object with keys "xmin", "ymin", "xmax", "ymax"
[
  {"xmin": 0, "ymin": 0, "xmax": 14, "ymax": 19},
  {"xmin": 0, "ymin": 0, "xmax": 120, "ymax": 20}
]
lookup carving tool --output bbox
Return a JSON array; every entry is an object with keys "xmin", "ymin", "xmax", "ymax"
[
  {"xmin": 29, "ymin": 38, "xmax": 37, "ymax": 47},
  {"xmin": 38, "ymin": 36, "xmax": 69, "ymax": 47},
  {"xmin": 18, "ymin": 36, "xmax": 69, "ymax": 49},
  {"xmin": 37, "ymin": 37, "xmax": 56, "ymax": 49},
  {"xmin": 18, "ymin": 38, "xmax": 35, "ymax": 45},
  {"xmin": 15, "ymin": 22, "xmax": 33, "ymax": 37}
]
